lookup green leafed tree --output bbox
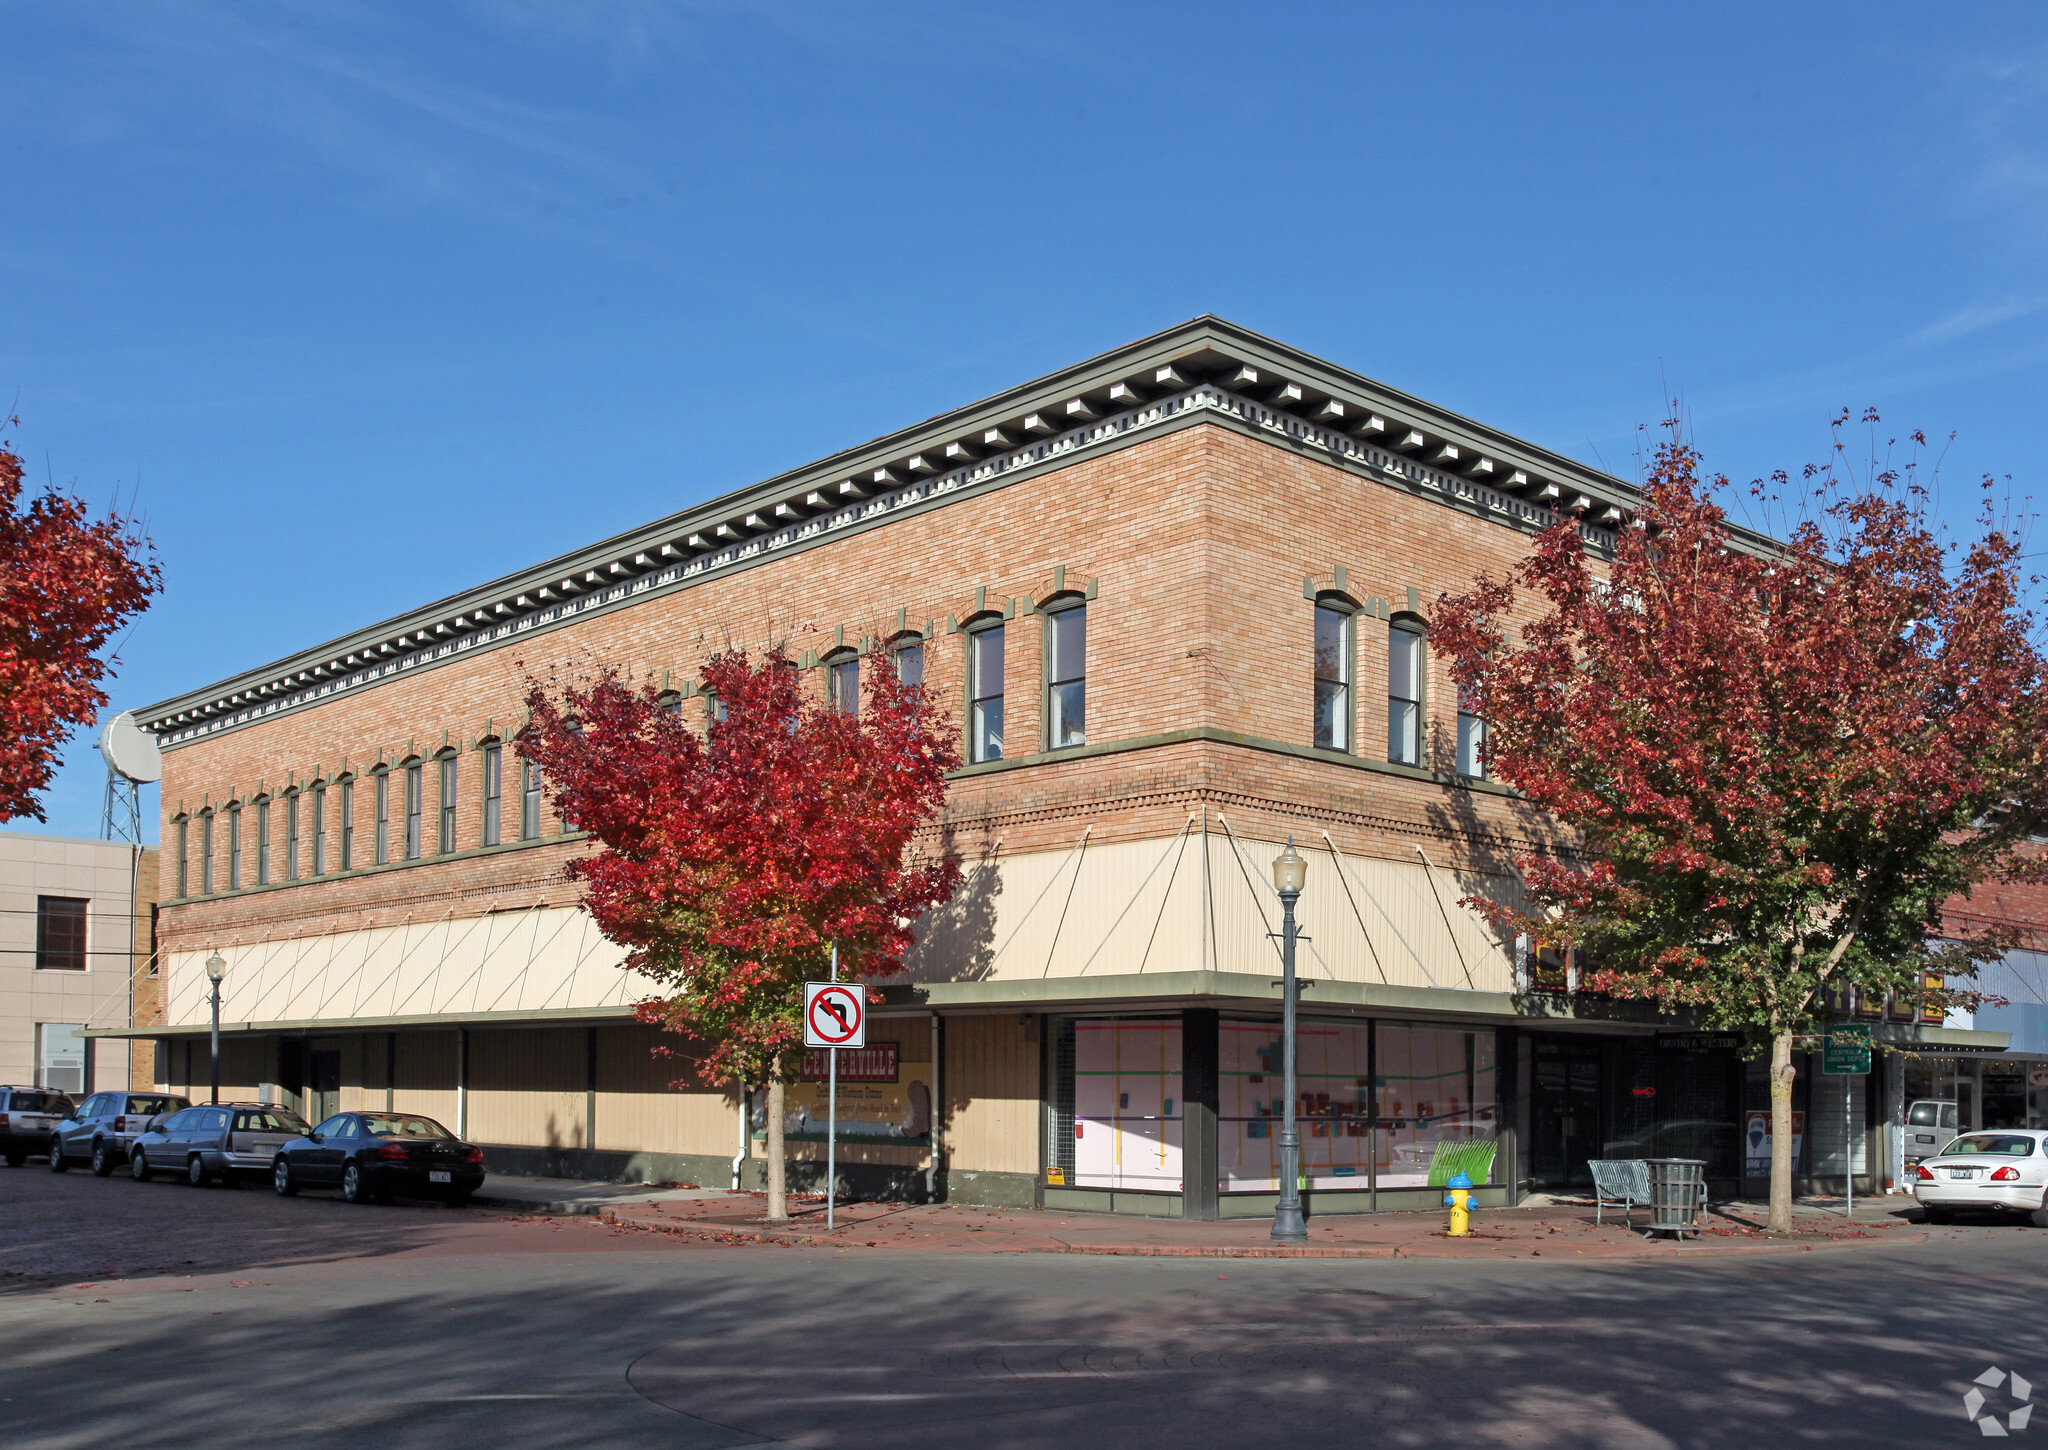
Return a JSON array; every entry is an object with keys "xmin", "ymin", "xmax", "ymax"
[{"xmin": 1433, "ymin": 417, "xmax": 2047, "ymax": 1232}]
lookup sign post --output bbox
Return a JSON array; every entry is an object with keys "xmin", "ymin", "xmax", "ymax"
[
  {"xmin": 1823, "ymin": 1026, "xmax": 1872, "ymax": 1221},
  {"xmin": 804, "ymin": 957, "xmax": 865, "ymax": 1232}
]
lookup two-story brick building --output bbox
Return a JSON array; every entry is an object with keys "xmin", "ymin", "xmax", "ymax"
[{"xmin": 96, "ymin": 317, "xmax": 2001, "ymax": 1213}]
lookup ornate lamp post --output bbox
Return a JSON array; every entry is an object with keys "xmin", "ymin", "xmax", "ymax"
[
  {"xmin": 205, "ymin": 952, "xmax": 226, "ymax": 1106},
  {"xmin": 1271, "ymin": 839, "xmax": 1308, "ymax": 1243}
]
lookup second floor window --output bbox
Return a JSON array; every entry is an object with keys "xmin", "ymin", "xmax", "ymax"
[
  {"xmin": 256, "ymin": 801, "xmax": 271, "ymax": 885},
  {"xmin": 175, "ymin": 818, "xmax": 189, "ymax": 898},
  {"xmin": 312, "ymin": 784, "xmax": 328, "ymax": 876},
  {"xmin": 1046, "ymin": 603, "xmax": 1085, "ymax": 749},
  {"xmin": 1457, "ymin": 683, "xmax": 1486, "ymax": 779},
  {"xmin": 35, "ymin": 896, "xmax": 88, "ymax": 971},
  {"xmin": 340, "ymin": 778, "xmax": 354, "ymax": 869},
  {"xmin": 201, "ymin": 813, "xmax": 215, "ymax": 894},
  {"xmin": 895, "ymin": 638, "xmax": 924, "ymax": 686},
  {"xmin": 438, "ymin": 757, "xmax": 457, "ymax": 854},
  {"xmin": 827, "ymin": 653, "xmax": 859, "ymax": 714},
  {"xmin": 374, "ymin": 772, "xmax": 390, "ymax": 866},
  {"xmin": 227, "ymin": 806, "xmax": 242, "ymax": 890},
  {"xmin": 1314, "ymin": 603, "xmax": 1351, "ymax": 751},
  {"xmin": 285, "ymin": 794, "xmax": 301, "ymax": 880},
  {"xmin": 404, "ymin": 764, "xmax": 423, "ymax": 860},
  {"xmin": 968, "ymin": 624, "xmax": 1004, "ymax": 763},
  {"xmin": 482, "ymin": 746, "xmax": 502, "ymax": 847},
  {"xmin": 520, "ymin": 758, "xmax": 542, "ymax": 841},
  {"xmin": 1388, "ymin": 620, "xmax": 1424, "ymax": 766}
]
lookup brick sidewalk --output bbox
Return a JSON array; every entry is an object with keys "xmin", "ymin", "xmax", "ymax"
[{"xmin": 593, "ymin": 1192, "xmax": 1928, "ymax": 1260}]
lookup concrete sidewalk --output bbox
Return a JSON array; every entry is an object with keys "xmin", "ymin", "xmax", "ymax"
[
  {"xmin": 469, "ymin": 1175, "xmax": 735, "ymax": 1217},
  {"xmin": 510, "ymin": 1188, "xmax": 1935, "ymax": 1260}
]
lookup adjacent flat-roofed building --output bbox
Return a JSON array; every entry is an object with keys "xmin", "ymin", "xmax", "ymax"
[{"xmin": 102, "ymin": 317, "xmax": 2002, "ymax": 1213}]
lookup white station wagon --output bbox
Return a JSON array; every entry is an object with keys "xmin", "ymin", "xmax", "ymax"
[{"xmin": 1913, "ymin": 1130, "xmax": 2048, "ymax": 1225}]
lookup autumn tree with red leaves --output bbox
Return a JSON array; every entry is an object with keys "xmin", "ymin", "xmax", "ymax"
[
  {"xmin": 0, "ymin": 423, "xmax": 161, "ymax": 821},
  {"xmin": 1434, "ymin": 416, "xmax": 2047, "ymax": 1233},
  {"xmin": 522, "ymin": 649, "xmax": 960, "ymax": 1220}
]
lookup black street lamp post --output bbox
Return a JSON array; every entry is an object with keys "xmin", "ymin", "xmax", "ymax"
[
  {"xmin": 205, "ymin": 952, "xmax": 226, "ymax": 1106},
  {"xmin": 1271, "ymin": 839, "xmax": 1308, "ymax": 1243}
]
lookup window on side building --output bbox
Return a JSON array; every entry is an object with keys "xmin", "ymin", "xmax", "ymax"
[
  {"xmin": 1313, "ymin": 601, "xmax": 1352, "ymax": 752},
  {"xmin": 227, "ymin": 804, "xmax": 242, "ymax": 890},
  {"xmin": 438, "ymin": 756, "xmax": 457, "ymax": 855},
  {"xmin": 339, "ymin": 776, "xmax": 355, "ymax": 870},
  {"xmin": 200, "ymin": 811, "xmax": 215, "ymax": 894},
  {"xmin": 404, "ymin": 764, "xmax": 423, "ymax": 861},
  {"xmin": 1387, "ymin": 617, "xmax": 1425, "ymax": 766},
  {"xmin": 312, "ymin": 782, "xmax": 328, "ymax": 876},
  {"xmin": 481, "ymin": 744, "xmax": 502, "ymax": 847},
  {"xmin": 1046, "ymin": 600, "xmax": 1086, "ymax": 749},
  {"xmin": 255, "ymin": 799, "xmax": 271, "ymax": 885},
  {"xmin": 826, "ymin": 651, "xmax": 859, "ymax": 715},
  {"xmin": 285, "ymin": 792, "xmax": 301, "ymax": 880},
  {"xmin": 519, "ymin": 757, "xmax": 542, "ymax": 842},
  {"xmin": 1456, "ymin": 683, "xmax": 1486, "ymax": 779},
  {"xmin": 968, "ymin": 622, "xmax": 1004, "ymax": 763},
  {"xmin": 35, "ymin": 896, "xmax": 88, "ymax": 971}
]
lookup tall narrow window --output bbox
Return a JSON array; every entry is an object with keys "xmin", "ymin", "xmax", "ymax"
[
  {"xmin": 827, "ymin": 653, "xmax": 859, "ymax": 714},
  {"xmin": 201, "ymin": 813, "xmax": 215, "ymax": 895},
  {"xmin": 656, "ymin": 693, "xmax": 682, "ymax": 717},
  {"xmin": 1388, "ymin": 620, "xmax": 1424, "ymax": 765},
  {"xmin": 285, "ymin": 794, "xmax": 301, "ymax": 880},
  {"xmin": 482, "ymin": 745, "xmax": 502, "ymax": 847},
  {"xmin": 968, "ymin": 624, "xmax": 1004, "ymax": 763},
  {"xmin": 374, "ymin": 771, "xmax": 390, "ymax": 866},
  {"xmin": 1456, "ymin": 684, "xmax": 1486, "ymax": 779},
  {"xmin": 256, "ymin": 801, "xmax": 271, "ymax": 885},
  {"xmin": 1314, "ymin": 603, "xmax": 1351, "ymax": 751},
  {"xmin": 438, "ymin": 756, "xmax": 457, "ymax": 854},
  {"xmin": 35, "ymin": 897, "xmax": 88, "ymax": 971},
  {"xmin": 176, "ymin": 819, "xmax": 189, "ymax": 898},
  {"xmin": 227, "ymin": 806, "xmax": 242, "ymax": 890},
  {"xmin": 520, "ymin": 758, "xmax": 542, "ymax": 841},
  {"xmin": 312, "ymin": 783, "xmax": 328, "ymax": 876},
  {"xmin": 404, "ymin": 764, "xmax": 423, "ymax": 860},
  {"xmin": 339, "ymin": 778, "xmax": 355, "ymax": 869},
  {"xmin": 1046, "ymin": 603, "xmax": 1086, "ymax": 749},
  {"xmin": 895, "ymin": 638, "xmax": 924, "ymax": 686}
]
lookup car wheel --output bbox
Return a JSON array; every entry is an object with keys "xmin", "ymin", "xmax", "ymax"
[
  {"xmin": 2030, "ymin": 1206, "xmax": 2048, "ymax": 1229},
  {"xmin": 186, "ymin": 1155, "xmax": 211, "ymax": 1188},
  {"xmin": 48, "ymin": 1138, "xmax": 68, "ymax": 1172},
  {"xmin": 1923, "ymin": 1205, "xmax": 1953, "ymax": 1225},
  {"xmin": 130, "ymin": 1150, "xmax": 152, "ymax": 1182},
  {"xmin": 342, "ymin": 1162, "xmax": 372, "ymax": 1204},
  {"xmin": 273, "ymin": 1158, "xmax": 297, "ymax": 1197},
  {"xmin": 90, "ymin": 1142, "xmax": 116, "ymax": 1177}
]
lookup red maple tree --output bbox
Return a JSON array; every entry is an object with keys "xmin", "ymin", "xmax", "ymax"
[
  {"xmin": 1434, "ymin": 417, "xmax": 2047, "ymax": 1232},
  {"xmin": 522, "ymin": 648, "xmax": 960, "ymax": 1219},
  {"xmin": 0, "ymin": 425, "xmax": 162, "ymax": 821}
]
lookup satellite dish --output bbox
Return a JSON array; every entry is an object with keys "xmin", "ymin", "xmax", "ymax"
[{"xmin": 98, "ymin": 711, "xmax": 162, "ymax": 785}]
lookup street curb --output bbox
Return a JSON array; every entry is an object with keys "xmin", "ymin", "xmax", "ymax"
[{"xmin": 1054, "ymin": 1243, "xmax": 1395, "ymax": 1259}]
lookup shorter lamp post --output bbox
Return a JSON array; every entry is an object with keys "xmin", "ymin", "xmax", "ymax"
[
  {"xmin": 1271, "ymin": 839, "xmax": 1308, "ymax": 1243},
  {"xmin": 205, "ymin": 952, "xmax": 226, "ymax": 1106}
]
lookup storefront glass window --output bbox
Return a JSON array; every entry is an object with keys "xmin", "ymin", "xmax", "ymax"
[
  {"xmin": 1375, "ymin": 1023, "xmax": 1498, "ymax": 1187},
  {"xmin": 1071, "ymin": 1018, "xmax": 1181, "ymax": 1190},
  {"xmin": 1221, "ymin": 1018, "xmax": 1375, "ymax": 1189}
]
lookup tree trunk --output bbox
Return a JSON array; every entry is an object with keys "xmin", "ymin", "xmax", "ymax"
[
  {"xmin": 1768, "ymin": 1028, "xmax": 1797, "ymax": 1234},
  {"xmin": 765, "ymin": 1076, "xmax": 788, "ymax": 1221}
]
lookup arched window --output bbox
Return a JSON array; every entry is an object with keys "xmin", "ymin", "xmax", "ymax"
[
  {"xmin": 174, "ymin": 817, "xmax": 190, "ymax": 898},
  {"xmin": 284, "ymin": 790, "xmax": 302, "ymax": 881},
  {"xmin": 825, "ymin": 650, "xmax": 860, "ymax": 714},
  {"xmin": 967, "ymin": 620, "xmax": 1004, "ymax": 763},
  {"xmin": 227, "ymin": 803, "xmax": 243, "ymax": 890},
  {"xmin": 338, "ymin": 775, "xmax": 355, "ymax": 869},
  {"xmin": 403, "ymin": 761, "xmax": 423, "ymax": 860},
  {"xmin": 1044, "ymin": 598, "xmax": 1086, "ymax": 750},
  {"xmin": 199, "ymin": 811, "xmax": 215, "ymax": 895},
  {"xmin": 893, "ymin": 633, "xmax": 925, "ymax": 687},
  {"xmin": 480, "ymin": 742, "xmax": 503, "ymax": 847},
  {"xmin": 1456, "ymin": 683, "xmax": 1486, "ymax": 779},
  {"xmin": 437, "ymin": 752, "xmax": 458, "ymax": 855},
  {"xmin": 519, "ymin": 754, "xmax": 543, "ymax": 842},
  {"xmin": 255, "ymin": 796, "xmax": 272, "ymax": 884},
  {"xmin": 1387, "ymin": 616, "xmax": 1426, "ymax": 766},
  {"xmin": 656, "ymin": 691, "xmax": 682, "ymax": 717},
  {"xmin": 1313, "ymin": 599, "xmax": 1353, "ymax": 752},
  {"xmin": 312, "ymin": 780, "xmax": 329, "ymax": 876},
  {"xmin": 372, "ymin": 769, "xmax": 391, "ymax": 866}
]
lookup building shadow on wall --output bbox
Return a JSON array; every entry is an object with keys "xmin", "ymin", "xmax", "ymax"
[{"xmin": 901, "ymin": 849, "xmax": 1001, "ymax": 984}]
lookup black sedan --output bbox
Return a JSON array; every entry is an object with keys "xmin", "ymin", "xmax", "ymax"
[{"xmin": 271, "ymin": 1111, "xmax": 485, "ymax": 1206}]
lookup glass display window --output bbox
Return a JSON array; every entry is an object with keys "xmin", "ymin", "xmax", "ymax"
[
  {"xmin": 1220, "ymin": 1018, "xmax": 1375, "ymax": 1190},
  {"xmin": 1072, "ymin": 1018, "xmax": 1182, "ymax": 1190},
  {"xmin": 1376, "ymin": 1024, "xmax": 1498, "ymax": 1187}
]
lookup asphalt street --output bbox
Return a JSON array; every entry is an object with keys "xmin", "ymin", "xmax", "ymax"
[{"xmin": 3, "ymin": 1164, "xmax": 2044, "ymax": 1448}]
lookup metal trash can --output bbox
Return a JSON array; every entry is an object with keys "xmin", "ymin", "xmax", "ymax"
[{"xmin": 1642, "ymin": 1158, "xmax": 1706, "ymax": 1237}]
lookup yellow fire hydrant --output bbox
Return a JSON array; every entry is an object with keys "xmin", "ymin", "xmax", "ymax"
[{"xmin": 1444, "ymin": 1171, "xmax": 1475, "ymax": 1237}]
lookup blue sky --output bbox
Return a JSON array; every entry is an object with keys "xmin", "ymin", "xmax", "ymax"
[{"xmin": 5, "ymin": 2, "xmax": 2046, "ymax": 841}]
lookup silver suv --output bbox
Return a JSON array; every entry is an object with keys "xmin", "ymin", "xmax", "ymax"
[
  {"xmin": 1907, "ymin": 1100, "xmax": 1961, "ymax": 1165},
  {"xmin": 0, "ymin": 1086, "xmax": 76, "ymax": 1167},
  {"xmin": 49, "ymin": 1091, "xmax": 188, "ymax": 1175}
]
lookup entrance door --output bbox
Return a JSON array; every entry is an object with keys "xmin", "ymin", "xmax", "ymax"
[
  {"xmin": 309, "ymin": 1051, "xmax": 342, "ymax": 1124},
  {"xmin": 1531, "ymin": 1037, "xmax": 1601, "ymax": 1187}
]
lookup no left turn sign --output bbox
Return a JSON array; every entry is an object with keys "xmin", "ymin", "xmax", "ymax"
[{"xmin": 804, "ymin": 982, "xmax": 866, "ymax": 1049}]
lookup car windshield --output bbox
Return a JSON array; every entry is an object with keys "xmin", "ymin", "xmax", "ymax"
[
  {"xmin": 361, "ymin": 1114, "xmax": 452, "ymax": 1140},
  {"xmin": 1942, "ymin": 1135, "xmax": 2038, "ymax": 1157},
  {"xmin": 233, "ymin": 1110, "xmax": 307, "ymax": 1133},
  {"xmin": 8, "ymin": 1092, "xmax": 65, "ymax": 1113}
]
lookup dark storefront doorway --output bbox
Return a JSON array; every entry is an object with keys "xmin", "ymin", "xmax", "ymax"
[
  {"xmin": 309, "ymin": 1050, "xmax": 341, "ymax": 1123},
  {"xmin": 1531, "ymin": 1036, "xmax": 1602, "ymax": 1188}
]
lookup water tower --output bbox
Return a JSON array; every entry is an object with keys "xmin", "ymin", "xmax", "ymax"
[{"xmin": 98, "ymin": 711, "xmax": 161, "ymax": 843}]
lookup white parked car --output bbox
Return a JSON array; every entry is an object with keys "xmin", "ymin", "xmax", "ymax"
[{"xmin": 1913, "ymin": 1130, "xmax": 2048, "ymax": 1225}]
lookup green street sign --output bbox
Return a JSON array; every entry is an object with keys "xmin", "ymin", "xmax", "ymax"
[{"xmin": 1823, "ymin": 1025, "xmax": 1872, "ymax": 1076}]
